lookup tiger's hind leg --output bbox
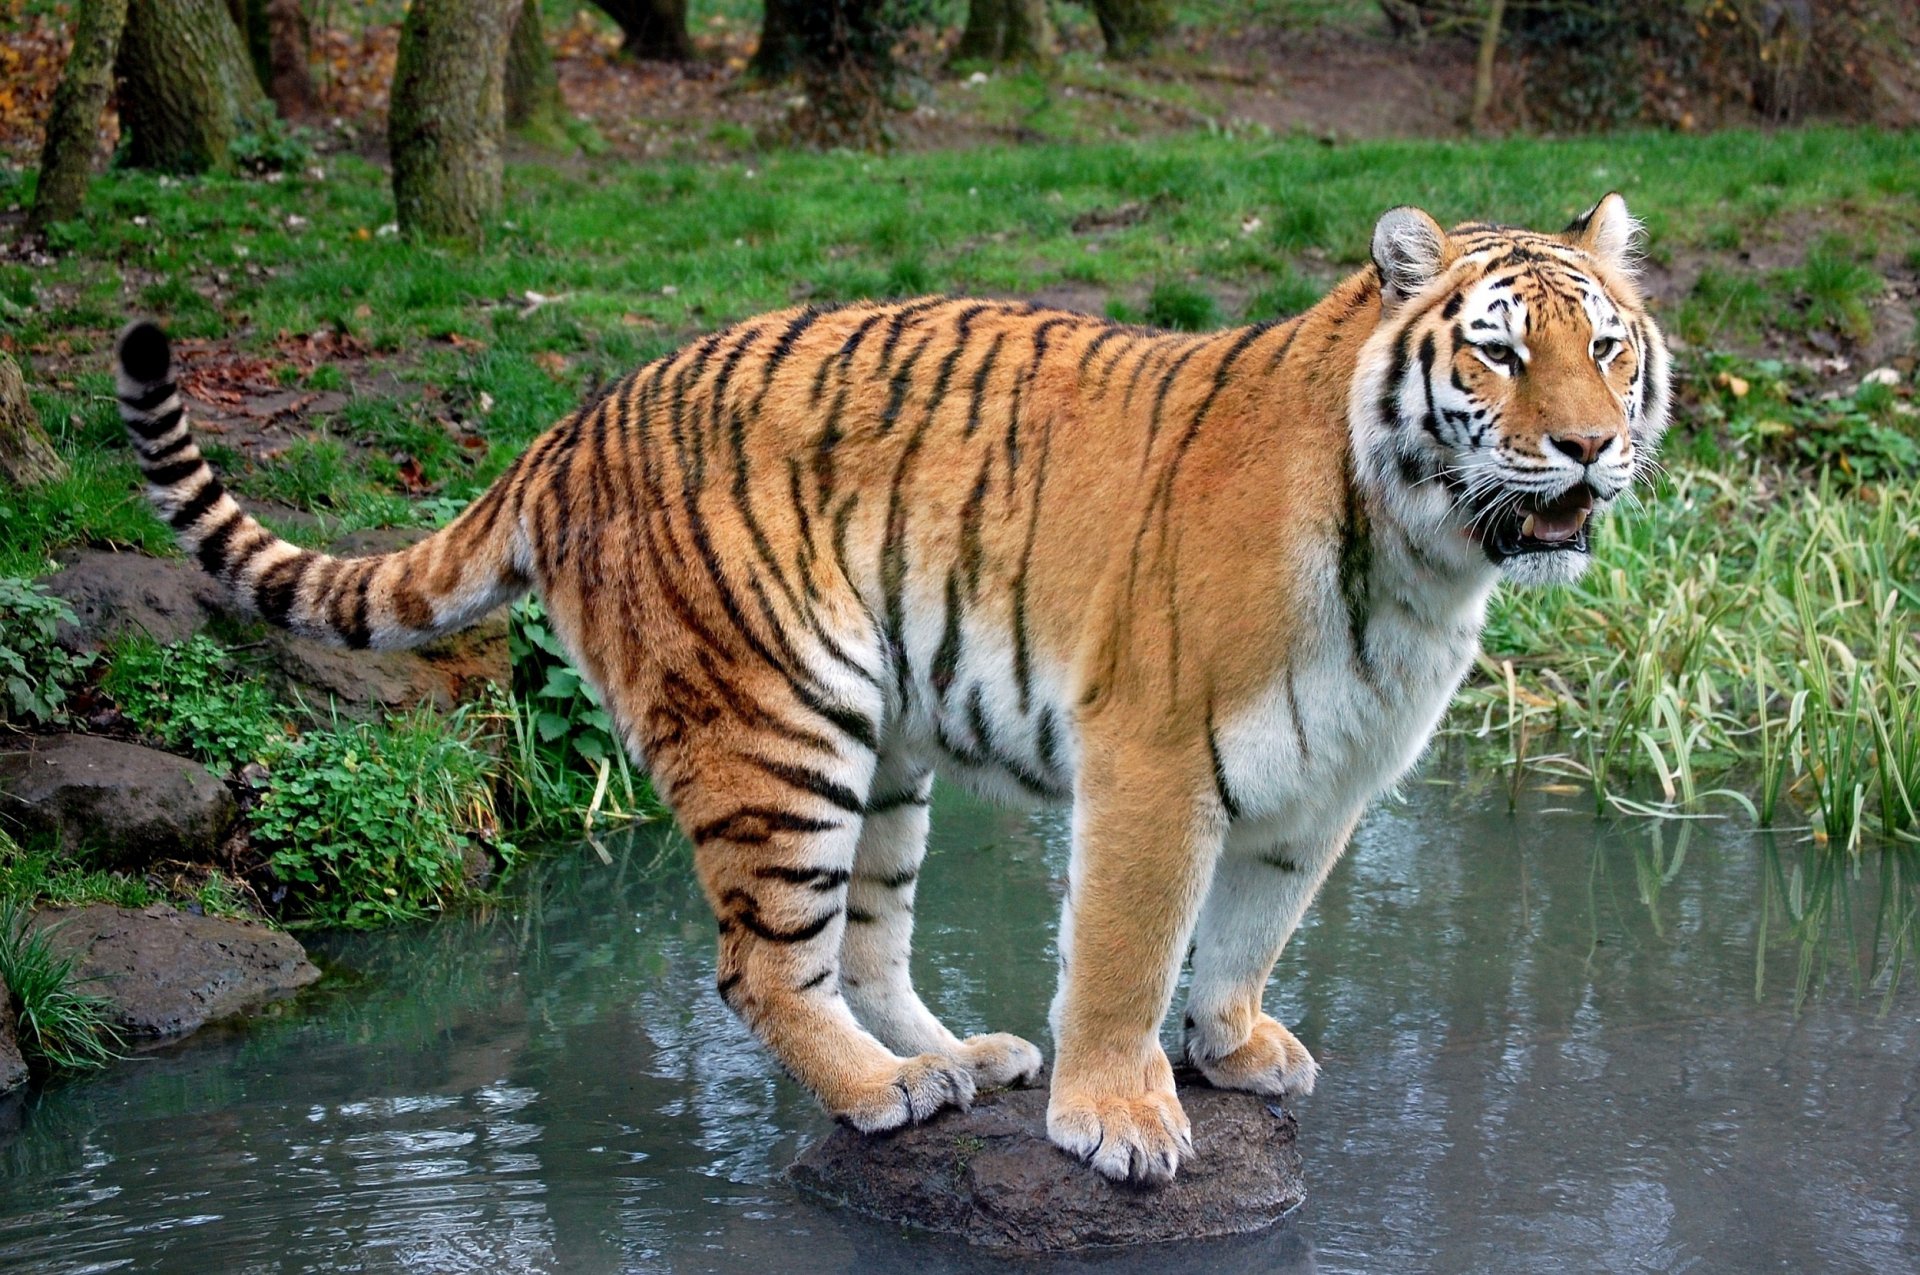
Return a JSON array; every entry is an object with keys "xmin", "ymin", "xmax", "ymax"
[
  {"xmin": 840, "ymin": 758, "xmax": 1043, "ymax": 1090},
  {"xmin": 668, "ymin": 723, "xmax": 977, "ymax": 1132}
]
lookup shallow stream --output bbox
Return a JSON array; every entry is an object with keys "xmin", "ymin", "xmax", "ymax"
[{"xmin": 2, "ymin": 773, "xmax": 1915, "ymax": 1273}]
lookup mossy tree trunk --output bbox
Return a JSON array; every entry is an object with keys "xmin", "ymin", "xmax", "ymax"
[
  {"xmin": 592, "ymin": 0, "xmax": 693, "ymax": 61},
  {"xmin": 116, "ymin": 0, "xmax": 271, "ymax": 173},
  {"xmin": 750, "ymin": 0, "xmax": 803, "ymax": 79},
  {"xmin": 265, "ymin": 0, "xmax": 313, "ymax": 118},
  {"xmin": 389, "ymin": 0, "xmax": 519, "ymax": 247},
  {"xmin": 506, "ymin": 0, "xmax": 567, "ymax": 142},
  {"xmin": 0, "ymin": 356, "xmax": 67, "ymax": 490},
  {"xmin": 224, "ymin": 0, "xmax": 271, "ymax": 88},
  {"xmin": 955, "ymin": 0, "xmax": 1055, "ymax": 64},
  {"xmin": 28, "ymin": 0, "xmax": 129, "ymax": 235},
  {"xmin": 1090, "ymin": 0, "xmax": 1171, "ymax": 59},
  {"xmin": 788, "ymin": 0, "xmax": 898, "ymax": 149}
]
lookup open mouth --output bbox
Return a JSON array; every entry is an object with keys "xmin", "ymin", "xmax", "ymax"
[{"xmin": 1474, "ymin": 484, "xmax": 1595, "ymax": 560}]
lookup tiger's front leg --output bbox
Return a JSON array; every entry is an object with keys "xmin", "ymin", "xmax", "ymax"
[
  {"xmin": 1045, "ymin": 731, "xmax": 1227, "ymax": 1184},
  {"xmin": 1181, "ymin": 816, "xmax": 1357, "ymax": 1098}
]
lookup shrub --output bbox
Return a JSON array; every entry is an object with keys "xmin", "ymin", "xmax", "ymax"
[
  {"xmin": 1144, "ymin": 280, "xmax": 1219, "ymax": 332},
  {"xmin": 249, "ymin": 710, "xmax": 509, "ymax": 928},
  {"xmin": 0, "ymin": 577, "xmax": 92, "ymax": 726},
  {"xmin": 102, "ymin": 634, "xmax": 287, "ymax": 773}
]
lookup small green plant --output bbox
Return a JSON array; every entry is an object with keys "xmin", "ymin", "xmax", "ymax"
[
  {"xmin": 229, "ymin": 119, "xmax": 317, "ymax": 176},
  {"xmin": 102, "ymin": 635, "xmax": 287, "ymax": 773},
  {"xmin": 500, "ymin": 599, "xmax": 662, "ymax": 834},
  {"xmin": 0, "ymin": 577, "xmax": 93, "ymax": 725},
  {"xmin": 1796, "ymin": 235, "xmax": 1880, "ymax": 344},
  {"xmin": 0, "ymin": 832, "xmax": 155, "ymax": 910},
  {"xmin": 0, "ymin": 898, "xmax": 123, "ymax": 1071},
  {"xmin": 1144, "ymin": 279, "xmax": 1218, "ymax": 332},
  {"xmin": 1246, "ymin": 268, "xmax": 1322, "ymax": 320},
  {"xmin": 249, "ymin": 709, "xmax": 509, "ymax": 928}
]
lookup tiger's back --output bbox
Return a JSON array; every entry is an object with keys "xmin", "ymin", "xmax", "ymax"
[{"xmin": 116, "ymin": 192, "xmax": 1668, "ymax": 1184}]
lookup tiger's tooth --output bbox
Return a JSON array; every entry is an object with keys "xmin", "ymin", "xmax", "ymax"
[
  {"xmin": 1522, "ymin": 514, "xmax": 1538, "ymax": 538},
  {"xmin": 1573, "ymin": 509, "xmax": 1590, "ymax": 531}
]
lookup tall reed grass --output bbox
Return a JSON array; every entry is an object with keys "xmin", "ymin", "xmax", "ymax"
[{"xmin": 1458, "ymin": 465, "xmax": 1920, "ymax": 850}]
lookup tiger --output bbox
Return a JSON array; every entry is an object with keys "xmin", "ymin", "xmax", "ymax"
[{"xmin": 113, "ymin": 193, "xmax": 1668, "ymax": 1184}]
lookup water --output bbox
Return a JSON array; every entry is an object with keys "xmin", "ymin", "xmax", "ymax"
[{"xmin": 1, "ymin": 772, "xmax": 1915, "ymax": 1274}]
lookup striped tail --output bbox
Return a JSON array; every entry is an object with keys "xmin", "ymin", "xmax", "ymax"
[{"xmin": 114, "ymin": 320, "xmax": 535, "ymax": 650}]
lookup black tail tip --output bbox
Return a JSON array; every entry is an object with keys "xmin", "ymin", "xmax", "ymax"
[{"xmin": 116, "ymin": 320, "xmax": 172, "ymax": 385}]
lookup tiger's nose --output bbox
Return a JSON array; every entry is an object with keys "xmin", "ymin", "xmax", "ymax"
[{"xmin": 1548, "ymin": 432, "xmax": 1613, "ymax": 465}]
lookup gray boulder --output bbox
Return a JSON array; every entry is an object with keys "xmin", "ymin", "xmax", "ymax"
[
  {"xmin": 41, "ymin": 550, "xmax": 228, "ymax": 650},
  {"xmin": 0, "ymin": 734, "xmax": 236, "ymax": 867},
  {"xmin": 30, "ymin": 903, "xmax": 320, "ymax": 1039},
  {"xmin": 790, "ymin": 1069, "xmax": 1304, "ymax": 1251}
]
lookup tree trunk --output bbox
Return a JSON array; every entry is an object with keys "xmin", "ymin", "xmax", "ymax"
[
  {"xmin": 265, "ymin": 0, "xmax": 313, "ymax": 118},
  {"xmin": 389, "ymin": 0, "xmax": 519, "ymax": 246},
  {"xmin": 116, "ymin": 0, "xmax": 271, "ymax": 173},
  {"xmin": 750, "ymin": 0, "xmax": 803, "ymax": 80},
  {"xmin": 592, "ymin": 0, "xmax": 693, "ymax": 61},
  {"xmin": 0, "ymin": 356, "xmax": 68, "ymax": 491},
  {"xmin": 955, "ymin": 0, "xmax": 1054, "ymax": 64},
  {"xmin": 1090, "ymin": 0, "xmax": 1171, "ymax": 59},
  {"xmin": 28, "ymin": 0, "xmax": 129, "ymax": 236},
  {"xmin": 224, "ymin": 0, "xmax": 271, "ymax": 89},
  {"xmin": 788, "ymin": 0, "xmax": 897, "ymax": 149},
  {"xmin": 1469, "ymin": 0, "xmax": 1505, "ymax": 132},
  {"xmin": 506, "ymin": 0, "xmax": 567, "ymax": 142}
]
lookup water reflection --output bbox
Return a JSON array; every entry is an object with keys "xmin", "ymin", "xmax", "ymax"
[{"xmin": 0, "ymin": 776, "xmax": 1914, "ymax": 1274}]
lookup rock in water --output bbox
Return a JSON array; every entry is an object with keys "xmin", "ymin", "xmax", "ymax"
[
  {"xmin": 30, "ymin": 904, "xmax": 320, "ymax": 1040},
  {"xmin": 0, "ymin": 735, "xmax": 235, "ymax": 867},
  {"xmin": 789, "ymin": 1070, "xmax": 1304, "ymax": 1251}
]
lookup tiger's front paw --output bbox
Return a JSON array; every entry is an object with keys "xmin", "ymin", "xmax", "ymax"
[
  {"xmin": 1187, "ymin": 1012, "xmax": 1319, "ymax": 1098},
  {"xmin": 951, "ymin": 1032, "xmax": 1043, "ymax": 1090},
  {"xmin": 834, "ymin": 1054, "xmax": 977, "ymax": 1133},
  {"xmin": 1046, "ymin": 1069, "xmax": 1192, "ymax": 1185}
]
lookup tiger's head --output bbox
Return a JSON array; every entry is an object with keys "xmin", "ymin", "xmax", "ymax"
[{"xmin": 1352, "ymin": 193, "xmax": 1671, "ymax": 588}]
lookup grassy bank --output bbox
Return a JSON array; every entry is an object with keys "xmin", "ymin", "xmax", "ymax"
[{"xmin": 2, "ymin": 125, "xmax": 1916, "ymax": 935}]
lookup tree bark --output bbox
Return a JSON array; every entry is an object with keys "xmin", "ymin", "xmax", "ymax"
[
  {"xmin": 28, "ymin": 0, "xmax": 129, "ymax": 235},
  {"xmin": 265, "ymin": 0, "xmax": 313, "ymax": 118},
  {"xmin": 1090, "ymin": 0, "xmax": 1171, "ymax": 59},
  {"xmin": 0, "ymin": 356, "xmax": 68, "ymax": 491},
  {"xmin": 788, "ymin": 0, "xmax": 897, "ymax": 149},
  {"xmin": 225, "ymin": 0, "xmax": 271, "ymax": 89},
  {"xmin": 1469, "ymin": 0, "xmax": 1505, "ymax": 133},
  {"xmin": 592, "ymin": 0, "xmax": 693, "ymax": 61},
  {"xmin": 955, "ymin": 0, "xmax": 1055, "ymax": 64},
  {"xmin": 389, "ymin": 0, "xmax": 520, "ymax": 246},
  {"xmin": 750, "ymin": 0, "xmax": 804, "ymax": 80},
  {"xmin": 116, "ymin": 0, "xmax": 272, "ymax": 173},
  {"xmin": 506, "ymin": 0, "xmax": 567, "ymax": 142}
]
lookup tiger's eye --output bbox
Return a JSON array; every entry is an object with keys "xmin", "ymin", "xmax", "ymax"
[
  {"xmin": 1592, "ymin": 337, "xmax": 1620, "ymax": 362},
  {"xmin": 1480, "ymin": 343, "xmax": 1520, "ymax": 372}
]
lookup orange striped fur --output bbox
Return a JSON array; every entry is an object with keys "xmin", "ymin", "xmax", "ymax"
[{"xmin": 116, "ymin": 194, "xmax": 1668, "ymax": 1183}]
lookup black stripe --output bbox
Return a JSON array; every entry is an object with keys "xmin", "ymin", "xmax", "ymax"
[
  {"xmin": 129, "ymin": 404, "xmax": 183, "ymax": 441},
  {"xmin": 1076, "ymin": 324, "xmax": 1126, "ymax": 377},
  {"xmin": 1337, "ymin": 452, "xmax": 1375, "ymax": 683},
  {"xmin": 140, "ymin": 431, "xmax": 195, "ymax": 463},
  {"xmin": 931, "ymin": 572, "xmax": 964, "ymax": 700},
  {"xmin": 753, "ymin": 864, "xmax": 852, "ymax": 889},
  {"xmin": 143, "ymin": 457, "xmax": 205, "ymax": 487},
  {"xmin": 342, "ymin": 564, "xmax": 375, "ymax": 650},
  {"xmin": 721, "ymin": 890, "xmax": 840, "ymax": 944},
  {"xmin": 255, "ymin": 554, "xmax": 309, "ymax": 626},
  {"xmin": 861, "ymin": 866, "xmax": 919, "ymax": 888},
  {"xmin": 745, "ymin": 756, "xmax": 866, "ymax": 814},
  {"xmin": 864, "ymin": 791, "xmax": 930, "ymax": 816},
  {"xmin": 755, "ymin": 305, "xmax": 827, "ymax": 411},
  {"xmin": 1205, "ymin": 700, "xmax": 1241, "ymax": 821},
  {"xmin": 168, "ymin": 478, "xmax": 225, "ymax": 530},
  {"xmin": 193, "ymin": 509, "xmax": 245, "ymax": 576},
  {"xmin": 965, "ymin": 331, "xmax": 1006, "ymax": 434},
  {"xmin": 795, "ymin": 968, "xmax": 834, "ymax": 991},
  {"xmin": 122, "ymin": 383, "xmax": 173, "ymax": 413},
  {"xmin": 695, "ymin": 807, "xmax": 843, "ymax": 845},
  {"xmin": 1259, "ymin": 851, "xmax": 1302, "ymax": 872}
]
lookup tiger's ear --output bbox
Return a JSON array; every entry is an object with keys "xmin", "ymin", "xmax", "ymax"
[
  {"xmin": 1371, "ymin": 206, "xmax": 1450, "ymax": 312},
  {"xmin": 1565, "ymin": 192, "xmax": 1642, "ymax": 274}
]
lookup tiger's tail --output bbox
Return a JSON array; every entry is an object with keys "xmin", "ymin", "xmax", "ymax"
[{"xmin": 114, "ymin": 319, "xmax": 535, "ymax": 650}]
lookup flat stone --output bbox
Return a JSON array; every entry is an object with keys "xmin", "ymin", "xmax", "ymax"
[
  {"xmin": 790, "ymin": 1070, "xmax": 1304, "ymax": 1252},
  {"xmin": 0, "ymin": 735, "xmax": 235, "ymax": 867},
  {"xmin": 0, "ymin": 975, "xmax": 29, "ymax": 1093},
  {"xmin": 29, "ymin": 904, "xmax": 320, "ymax": 1040},
  {"xmin": 40, "ymin": 550, "xmax": 228, "ymax": 651}
]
